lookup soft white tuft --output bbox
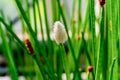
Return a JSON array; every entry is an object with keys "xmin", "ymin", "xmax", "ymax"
[{"xmin": 53, "ymin": 21, "xmax": 68, "ymax": 44}]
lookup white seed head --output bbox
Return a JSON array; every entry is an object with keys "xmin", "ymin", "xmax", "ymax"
[{"xmin": 53, "ymin": 21, "xmax": 68, "ymax": 44}]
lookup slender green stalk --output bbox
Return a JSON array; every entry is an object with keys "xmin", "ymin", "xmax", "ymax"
[
  {"xmin": 15, "ymin": 44, "xmax": 25, "ymax": 75},
  {"xmin": 76, "ymin": 0, "xmax": 90, "ymax": 72},
  {"xmin": 56, "ymin": 0, "xmax": 60, "ymax": 21},
  {"xmin": 36, "ymin": 0, "xmax": 47, "ymax": 59},
  {"xmin": 82, "ymin": 32, "xmax": 95, "ymax": 80},
  {"xmin": 25, "ymin": 0, "xmax": 30, "ymax": 19},
  {"xmin": 14, "ymin": 0, "xmax": 35, "ymax": 38},
  {"xmin": 50, "ymin": 0, "xmax": 57, "ymax": 23},
  {"xmin": 111, "ymin": 0, "xmax": 118, "ymax": 79},
  {"xmin": 109, "ymin": 58, "xmax": 116, "ymax": 80},
  {"xmin": 42, "ymin": 0, "xmax": 51, "ymax": 40},
  {"xmin": 90, "ymin": 0, "xmax": 96, "ymax": 72},
  {"xmin": 0, "ymin": 17, "xmax": 54, "ymax": 79},
  {"xmin": 14, "ymin": 1, "xmax": 37, "ymax": 59},
  {"xmin": 86, "ymin": 72, "xmax": 89, "ymax": 80},
  {"xmin": 70, "ymin": 0, "xmax": 76, "ymax": 24},
  {"xmin": 56, "ymin": 2, "xmax": 62, "ymax": 80},
  {"xmin": 33, "ymin": 0, "xmax": 37, "ymax": 35},
  {"xmin": 106, "ymin": 0, "xmax": 118, "ymax": 79},
  {"xmin": 73, "ymin": 39, "xmax": 83, "ymax": 80},
  {"xmin": 1, "ymin": 0, "xmax": 119, "ymax": 79},
  {"xmin": 34, "ymin": 60, "xmax": 43, "ymax": 80},
  {"xmin": 59, "ymin": 44, "xmax": 70, "ymax": 80},
  {"xmin": 33, "ymin": 55, "xmax": 52, "ymax": 80},
  {"xmin": 0, "ymin": 17, "xmax": 26, "ymax": 49},
  {"xmin": 0, "ymin": 25, "xmax": 18, "ymax": 80},
  {"xmin": 106, "ymin": 1, "xmax": 112, "ymax": 80},
  {"xmin": 77, "ymin": 0, "xmax": 81, "ymax": 34},
  {"xmin": 81, "ymin": 0, "xmax": 89, "ymax": 32},
  {"xmin": 31, "ymin": 39, "xmax": 57, "ymax": 80},
  {"xmin": 14, "ymin": 0, "xmax": 56, "ymax": 78},
  {"xmin": 70, "ymin": 0, "xmax": 76, "ymax": 39},
  {"xmin": 95, "ymin": 8, "xmax": 106, "ymax": 80},
  {"xmin": 118, "ymin": 0, "xmax": 120, "ymax": 68},
  {"xmin": 36, "ymin": 0, "xmax": 45, "ymax": 44},
  {"xmin": 57, "ymin": 1, "xmax": 82, "ymax": 79},
  {"xmin": 57, "ymin": 50, "xmax": 62, "ymax": 80},
  {"xmin": 2, "ymin": 0, "xmax": 56, "ymax": 79},
  {"xmin": 57, "ymin": 0, "xmax": 77, "ymax": 67},
  {"xmin": 42, "ymin": 0, "xmax": 54, "ymax": 66},
  {"xmin": 36, "ymin": 0, "xmax": 48, "ymax": 61}
]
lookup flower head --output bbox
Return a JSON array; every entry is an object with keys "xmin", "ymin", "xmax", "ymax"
[
  {"xmin": 99, "ymin": 0, "xmax": 105, "ymax": 7},
  {"xmin": 88, "ymin": 66, "xmax": 93, "ymax": 72},
  {"xmin": 53, "ymin": 21, "xmax": 68, "ymax": 44},
  {"xmin": 24, "ymin": 38, "xmax": 34, "ymax": 55}
]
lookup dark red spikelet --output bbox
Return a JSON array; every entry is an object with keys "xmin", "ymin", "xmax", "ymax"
[
  {"xmin": 88, "ymin": 66, "xmax": 93, "ymax": 72},
  {"xmin": 25, "ymin": 38, "xmax": 34, "ymax": 55},
  {"xmin": 99, "ymin": 0, "xmax": 105, "ymax": 7}
]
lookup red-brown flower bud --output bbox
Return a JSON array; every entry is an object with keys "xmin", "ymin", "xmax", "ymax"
[
  {"xmin": 24, "ymin": 38, "xmax": 34, "ymax": 55},
  {"xmin": 88, "ymin": 66, "xmax": 93, "ymax": 72},
  {"xmin": 99, "ymin": 0, "xmax": 105, "ymax": 7}
]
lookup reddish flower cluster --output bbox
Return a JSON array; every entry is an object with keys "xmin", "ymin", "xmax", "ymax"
[
  {"xmin": 25, "ymin": 38, "xmax": 34, "ymax": 55},
  {"xmin": 88, "ymin": 66, "xmax": 93, "ymax": 72},
  {"xmin": 99, "ymin": 0, "xmax": 105, "ymax": 7}
]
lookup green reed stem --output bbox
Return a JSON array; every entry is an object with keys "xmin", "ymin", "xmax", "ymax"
[
  {"xmin": 76, "ymin": 0, "xmax": 90, "ymax": 71},
  {"xmin": 77, "ymin": 0, "xmax": 81, "ymax": 34},
  {"xmin": 70, "ymin": 0, "xmax": 76, "ymax": 39},
  {"xmin": 106, "ymin": 0, "xmax": 112, "ymax": 79},
  {"xmin": 118, "ymin": 0, "xmax": 120, "ymax": 68},
  {"xmin": 14, "ymin": 0, "xmax": 36, "ymax": 39},
  {"xmin": 76, "ymin": 0, "xmax": 90, "ymax": 70},
  {"xmin": 109, "ymin": 58, "xmax": 116, "ymax": 80},
  {"xmin": 71, "ymin": 0, "xmax": 76, "ymax": 23},
  {"xmin": 14, "ymin": 0, "xmax": 56, "ymax": 78},
  {"xmin": 86, "ymin": 72, "xmax": 89, "ymax": 80},
  {"xmin": 59, "ymin": 44, "xmax": 70, "ymax": 80},
  {"xmin": 56, "ymin": 0, "xmax": 60, "ymax": 21},
  {"xmin": 0, "ymin": 17, "xmax": 53, "ymax": 79},
  {"xmin": 36, "ymin": 0, "xmax": 45, "ymax": 43},
  {"xmin": 25, "ymin": 0, "xmax": 30, "ymax": 19},
  {"xmin": 55, "ymin": 2, "xmax": 63, "ymax": 80},
  {"xmin": 111, "ymin": 0, "xmax": 118, "ymax": 79},
  {"xmin": 57, "ymin": 48, "xmax": 62, "ymax": 80},
  {"xmin": 90, "ymin": 0, "xmax": 96, "ymax": 72},
  {"xmin": 42, "ymin": 0, "xmax": 51, "ymax": 40},
  {"xmin": 33, "ymin": 0, "xmax": 37, "ymax": 35},
  {"xmin": 95, "ymin": 8, "xmax": 106, "ymax": 80},
  {"xmin": 57, "ymin": 1, "xmax": 83, "ymax": 79},
  {"xmin": 0, "ymin": 25, "xmax": 18, "ymax": 80},
  {"xmin": 81, "ymin": 0, "xmax": 89, "ymax": 32},
  {"xmin": 50, "ymin": 0, "xmax": 57, "ymax": 23},
  {"xmin": 32, "ymin": 40, "xmax": 57, "ymax": 79},
  {"xmin": 106, "ymin": 0, "xmax": 118, "ymax": 79},
  {"xmin": 82, "ymin": 32, "xmax": 95, "ymax": 80},
  {"xmin": 36, "ymin": 0, "xmax": 47, "ymax": 59},
  {"xmin": 33, "ymin": 55, "xmax": 52, "ymax": 80},
  {"xmin": 42, "ymin": 0, "xmax": 54, "ymax": 66},
  {"xmin": 7, "ymin": 0, "xmax": 54, "ymax": 77},
  {"xmin": 34, "ymin": 60, "xmax": 42, "ymax": 80},
  {"xmin": 0, "ymin": 17, "xmax": 25, "ymax": 49},
  {"xmin": 57, "ymin": 0, "xmax": 77, "ymax": 67}
]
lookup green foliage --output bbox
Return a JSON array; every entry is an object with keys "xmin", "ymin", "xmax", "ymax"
[{"xmin": 0, "ymin": 0, "xmax": 119, "ymax": 80}]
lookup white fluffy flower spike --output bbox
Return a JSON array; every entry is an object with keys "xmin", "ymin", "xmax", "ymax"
[{"xmin": 53, "ymin": 21, "xmax": 68, "ymax": 44}]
